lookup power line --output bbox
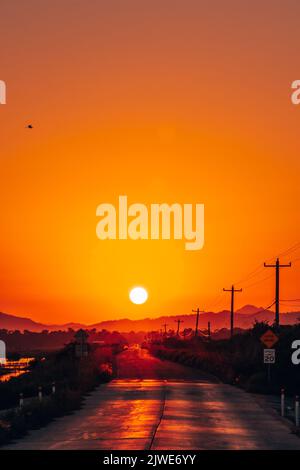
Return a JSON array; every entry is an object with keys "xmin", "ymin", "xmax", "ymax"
[
  {"xmin": 265, "ymin": 242, "xmax": 300, "ymax": 263},
  {"xmin": 279, "ymin": 303, "xmax": 300, "ymax": 309},
  {"xmin": 255, "ymin": 300, "xmax": 276, "ymax": 315},
  {"xmin": 201, "ymin": 242, "xmax": 298, "ymax": 324},
  {"xmin": 206, "ymin": 292, "xmax": 225, "ymax": 310},
  {"xmin": 242, "ymin": 273, "xmax": 274, "ymax": 290},
  {"xmin": 235, "ymin": 265, "xmax": 265, "ymax": 286},
  {"xmin": 276, "ymin": 242, "xmax": 300, "ymax": 258},
  {"xmin": 234, "ymin": 241, "xmax": 299, "ymax": 288}
]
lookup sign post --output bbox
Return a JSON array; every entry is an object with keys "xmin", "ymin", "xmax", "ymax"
[
  {"xmin": 260, "ymin": 330, "xmax": 278, "ymax": 385},
  {"xmin": 263, "ymin": 349, "xmax": 276, "ymax": 383}
]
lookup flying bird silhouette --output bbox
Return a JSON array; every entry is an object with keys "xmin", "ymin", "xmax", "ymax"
[{"xmin": 26, "ymin": 124, "xmax": 33, "ymax": 129}]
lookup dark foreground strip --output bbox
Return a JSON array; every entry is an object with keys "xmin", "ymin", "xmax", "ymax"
[{"xmin": 0, "ymin": 450, "xmax": 299, "ymax": 468}]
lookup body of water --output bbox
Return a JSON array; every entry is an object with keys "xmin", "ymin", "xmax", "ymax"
[{"xmin": 0, "ymin": 358, "xmax": 34, "ymax": 382}]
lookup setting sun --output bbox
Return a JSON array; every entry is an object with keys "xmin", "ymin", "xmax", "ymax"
[{"xmin": 129, "ymin": 287, "xmax": 148, "ymax": 305}]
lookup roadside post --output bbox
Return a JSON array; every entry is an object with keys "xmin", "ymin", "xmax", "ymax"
[
  {"xmin": 38, "ymin": 386, "xmax": 42, "ymax": 402},
  {"xmin": 296, "ymin": 396, "xmax": 299, "ymax": 427},
  {"xmin": 260, "ymin": 330, "xmax": 279, "ymax": 384},
  {"xmin": 281, "ymin": 388, "xmax": 285, "ymax": 417},
  {"xmin": 52, "ymin": 381, "xmax": 56, "ymax": 395},
  {"xmin": 19, "ymin": 392, "xmax": 24, "ymax": 408}
]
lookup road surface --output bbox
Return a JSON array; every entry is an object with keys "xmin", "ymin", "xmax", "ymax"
[{"xmin": 2, "ymin": 346, "xmax": 300, "ymax": 450}]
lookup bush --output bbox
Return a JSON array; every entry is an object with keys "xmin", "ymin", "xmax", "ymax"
[
  {"xmin": 150, "ymin": 322, "xmax": 300, "ymax": 393},
  {"xmin": 0, "ymin": 345, "xmax": 117, "ymax": 446},
  {"xmin": 246, "ymin": 372, "xmax": 270, "ymax": 393},
  {"xmin": 98, "ymin": 363, "xmax": 113, "ymax": 382}
]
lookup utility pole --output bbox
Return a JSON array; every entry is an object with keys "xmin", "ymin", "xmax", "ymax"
[
  {"xmin": 208, "ymin": 321, "xmax": 211, "ymax": 340},
  {"xmin": 192, "ymin": 308, "xmax": 205, "ymax": 336},
  {"xmin": 162, "ymin": 323, "xmax": 168, "ymax": 335},
  {"xmin": 223, "ymin": 285, "xmax": 242, "ymax": 337},
  {"xmin": 175, "ymin": 319, "xmax": 184, "ymax": 336},
  {"xmin": 264, "ymin": 257, "xmax": 291, "ymax": 327}
]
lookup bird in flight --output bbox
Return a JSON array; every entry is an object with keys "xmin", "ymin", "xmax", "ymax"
[{"xmin": 26, "ymin": 124, "xmax": 33, "ymax": 129}]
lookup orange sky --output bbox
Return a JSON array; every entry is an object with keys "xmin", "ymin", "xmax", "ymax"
[{"xmin": 0, "ymin": 1, "xmax": 300, "ymax": 324}]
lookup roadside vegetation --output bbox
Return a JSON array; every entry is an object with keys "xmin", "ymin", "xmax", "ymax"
[
  {"xmin": 0, "ymin": 328, "xmax": 126, "ymax": 351},
  {"xmin": 149, "ymin": 322, "xmax": 300, "ymax": 395},
  {"xmin": 0, "ymin": 333, "xmax": 126, "ymax": 446}
]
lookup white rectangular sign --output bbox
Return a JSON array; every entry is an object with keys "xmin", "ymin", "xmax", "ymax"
[{"xmin": 264, "ymin": 348, "xmax": 275, "ymax": 364}]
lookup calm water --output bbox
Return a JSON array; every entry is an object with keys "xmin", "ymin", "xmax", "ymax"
[{"xmin": 0, "ymin": 358, "xmax": 34, "ymax": 382}]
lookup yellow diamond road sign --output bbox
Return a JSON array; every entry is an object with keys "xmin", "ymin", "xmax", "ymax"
[{"xmin": 260, "ymin": 329, "xmax": 279, "ymax": 348}]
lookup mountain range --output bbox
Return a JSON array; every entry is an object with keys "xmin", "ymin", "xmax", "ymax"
[{"xmin": 0, "ymin": 305, "xmax": 299, "ymax": 332}]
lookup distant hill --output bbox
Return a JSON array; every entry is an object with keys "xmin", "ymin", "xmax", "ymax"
[
  {"xmin": 0, "ymin": 311, "xmax": 85, "ymax": 332},
  {"xmin": 89, "ymin": 304, "xmax": 300, "ymax": 331},
  {"xmin": 0, "ymin": 311, "xmax": 47, "ymax": 331},
  {"xmin": 0, "ymin": 306, "xmax": 299, "ymax": 333},
  {"xmin": 236, "ymin": 304, "xmax": 263, "ymax": 315}
]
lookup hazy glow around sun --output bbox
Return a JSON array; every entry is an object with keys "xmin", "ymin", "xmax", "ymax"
[{"xmin": 129, "ymin": 287, "xmax": 148, "ymax": 305}]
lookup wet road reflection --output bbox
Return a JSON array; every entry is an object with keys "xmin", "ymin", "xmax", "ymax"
[{"xmin": 3, "ymin": 348, "xmax": 300, "ymax": 450}]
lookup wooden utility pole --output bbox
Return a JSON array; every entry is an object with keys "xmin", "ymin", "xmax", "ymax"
[
  {"xmin": 174, "ymin": 319, "xmax": 184, "ymax": 336},
  {"xmin": 264, "ymin": 257, "xmax": 291, "ymax": 327},
  {"xmin": 192, "ymin": 308, "xmax": 204, "ymax": 336},
  {"xmin": 208, "ymin": 321, "xmax": 211, "ymax": 340},
  {"xmin": 223, "ymin": 285, "xmax": 242, "ymax": 337}
]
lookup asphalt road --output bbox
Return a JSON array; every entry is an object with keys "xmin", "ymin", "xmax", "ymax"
[{"xmin": 3, "ymin": 346, "xmax": 300, "ymax": 450}]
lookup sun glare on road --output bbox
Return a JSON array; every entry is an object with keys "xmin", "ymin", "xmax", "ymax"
[{"xmin": 129, "ymin": 287, "xmax": 148, "ymax": 305}]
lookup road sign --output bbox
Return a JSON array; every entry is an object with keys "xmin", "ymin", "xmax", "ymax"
[
  {"xmin": 260, "ymin": 329, "xmax": 279, "ymax": 348},
  {"xmin": 264, "ymin": 348, "xmax": 276, "ymax": 364}
]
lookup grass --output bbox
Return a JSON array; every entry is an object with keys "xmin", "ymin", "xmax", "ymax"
[
  {"xmin": 0, "ymin": 344, "xmax": 115, "ymax": 446},
  {"xmin": 150, "ymin": 321, "xmax": 300, "ymax": 396}
]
